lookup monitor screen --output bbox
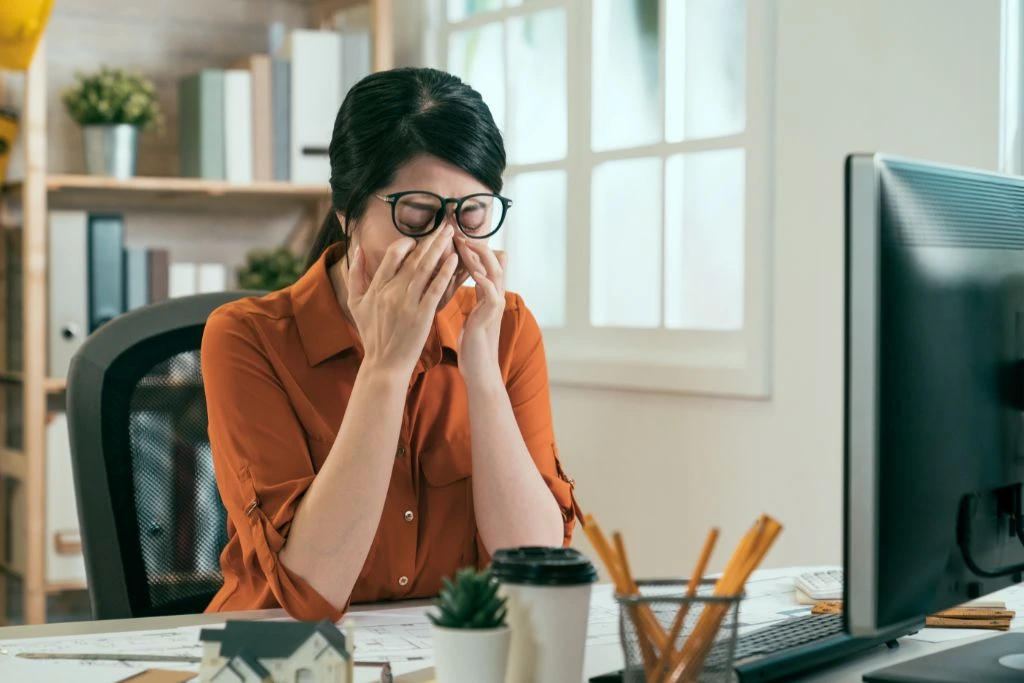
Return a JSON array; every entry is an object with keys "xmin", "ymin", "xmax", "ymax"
[{"xmin": 844, "ymin": 153, "xmax": 1024, "ymax": 638}]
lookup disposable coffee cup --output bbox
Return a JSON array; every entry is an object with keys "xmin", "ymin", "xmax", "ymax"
[{"xmin": 491, "ymin": 546, "xmax": 598, "ymax": 683}]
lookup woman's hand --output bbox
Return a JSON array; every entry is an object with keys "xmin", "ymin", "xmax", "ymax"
[
  {"xmin": 347, "ymin": 225, "xmax": 458, "ymax": 378},
  {"xmin": 455, "ymin": 234, "xmax": 507, "ymax": 389}
]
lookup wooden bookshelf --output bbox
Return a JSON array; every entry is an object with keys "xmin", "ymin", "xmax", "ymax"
[
  {"xmin": 0, "ymin": 371, "xmax": 66, "ymax": 393},
  {"xmin": 2, "ymin": 175, "xmax": 329, "ymax": 213},
  {"xmin": 0, "ymin": 448, "xmax": 26, "ymax": 479},
  {"xmin": 0, "ymin": 562, "xmax": 87, "ymax": 594},
  {"xmin": 0, "ymin": 0, "xmax": 394, "ymax": 626}
]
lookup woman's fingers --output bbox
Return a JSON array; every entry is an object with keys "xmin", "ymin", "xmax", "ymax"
[
  {"xmin": 455, "ymin": 237, "xmax": 487, "ymax": 280},
  {"xmin": 456, "ymin": 236, "xmax": 505, "ymax": 288},
  {"xmin": 494, "ymin": 250, "xmax": 507, "ymax": 286},
  {"xmin": 477, "ymin": 245, "xmax": 504, "ymax": 285},
  {"xmin": 347, "ymin": 246, "xmax": 368, "ymax": 302},
  {"xmin": 420, "ymin": 253, "xmax": 459, "ymax": 311},
  {"xmin": 374, "ymin": 236, "xmax": 418, "ymax": 284},
  {"xmin": 406, "ymin": 224, "xmax": 452, "ymax": 271},
  {"xmin": 474, "ymin": 271, "xmax": 502, "ymax": 307},
  {"xmin": 406, "ymin": 225, "xmax": 454, "ymax": 294}
]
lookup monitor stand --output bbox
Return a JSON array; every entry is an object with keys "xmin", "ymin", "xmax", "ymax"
[{"xmin": 863, "ymin": 633, "xmax": 1024, "ymax": 682}]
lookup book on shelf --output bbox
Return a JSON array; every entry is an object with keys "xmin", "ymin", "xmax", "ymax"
[
  {"xmin": 0, "ymin": 212, "xmax": 231, "ymax": 383},
  {"xmin": 177, "ymin": 26, "xmax": 371, "ymax": 185}
]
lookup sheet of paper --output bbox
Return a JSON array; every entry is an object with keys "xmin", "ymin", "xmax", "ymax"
[
  {"xmin": 0, "ymin": 623, "xmax": 207, "ymax": 671},
  {"xmin": 0, "ymin": 658, "xmax": 157, "ymax": 683},
  {"xmin": 342, "ymin": 610, "xmax": 434, "ymax": 664},
  {"xmin": 585, "ymin": 583, "xmax": 623, "ymax": 648}
]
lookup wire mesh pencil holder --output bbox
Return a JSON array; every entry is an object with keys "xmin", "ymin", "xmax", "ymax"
[{"xmin": 616, "ymin": 579, "xmax": 742, "ymax": 683}]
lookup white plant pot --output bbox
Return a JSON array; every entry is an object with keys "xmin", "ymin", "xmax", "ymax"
[{"xmin": 431, "ymin": 624, "xmax": 510, "ymax": 683}]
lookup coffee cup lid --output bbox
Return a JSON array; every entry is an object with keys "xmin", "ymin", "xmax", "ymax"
[{"xmin": 491, "ymin": 546, "xmax": 598, "ymax": 586}]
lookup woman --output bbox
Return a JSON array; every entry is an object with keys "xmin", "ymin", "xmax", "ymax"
[{"xmin": 201, "ymin": 67, "xmax": 580, "ymax": 621}]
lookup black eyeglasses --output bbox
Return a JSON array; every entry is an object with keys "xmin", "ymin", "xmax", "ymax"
[{"xmin": 375, "ymin": 191, "xmax": 513, "ymax": 239}]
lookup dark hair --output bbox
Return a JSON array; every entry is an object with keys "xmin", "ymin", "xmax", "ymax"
[{"xmin": 305, "ymin": 67, "xmax": 507, "ymax": 269}]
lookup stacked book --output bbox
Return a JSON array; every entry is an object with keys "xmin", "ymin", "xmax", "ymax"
[{"xmin": 178, "ymin": 28, "xmax": 372, "ymax": 185}]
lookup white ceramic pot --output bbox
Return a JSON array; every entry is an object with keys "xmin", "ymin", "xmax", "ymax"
[{"xmin": 430, "ymin": 624, "xmax": 510, "ymax": 683}]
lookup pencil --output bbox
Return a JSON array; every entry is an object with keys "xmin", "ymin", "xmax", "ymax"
[
  {"xmin": 669, "ymin": 516, "xmax": 782, "ymax": 683},
  {"xmin": 613, "ymin": 531, "xmax": 658, "ymax": 677},
  {"xmin": 584, "ymin": 516, "xmax": 668, "ymax": 652},
  {"xmin": 16, "ymin": 652, "xmax": 202, "ymax": 663},
  {"xmin": 14, "ymin": 652, "xmax": 410, "ymax": 667},
  {"xmin": 653, "ymin": 527, "xmax": 719, "ymax": 683}
]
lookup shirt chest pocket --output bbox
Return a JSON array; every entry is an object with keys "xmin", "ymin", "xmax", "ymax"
[
  {"xmin": 418, "ymin": 431, "xmax": 476, "ymax": 568},
  {"xmin": 419, "ymin": 431, "xmax": 473, "ymax": 488}
]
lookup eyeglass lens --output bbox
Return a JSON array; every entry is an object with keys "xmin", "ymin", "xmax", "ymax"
[{"xmin": 392, "ymin": 193, "xmax": 504, "ymax": 238}]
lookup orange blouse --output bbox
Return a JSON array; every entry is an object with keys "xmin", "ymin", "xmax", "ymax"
[{"xmin": 201, "ymin": 243, "xmax": 579, "ymax": 621}]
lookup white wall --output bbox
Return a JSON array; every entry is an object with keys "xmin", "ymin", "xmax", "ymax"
[{"xmin": 554, "ymin": 0, "xmax": 1003, "ymax": 577}]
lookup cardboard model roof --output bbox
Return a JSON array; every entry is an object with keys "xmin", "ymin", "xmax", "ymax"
[{"xmin": 199, "ymin": 619, "xmax": 349, "ymax": 660}]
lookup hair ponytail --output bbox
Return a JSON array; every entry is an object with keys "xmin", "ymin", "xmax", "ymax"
[{"xmin": 305, "ymin": 208, "xmax": 346, "ymax": 270}]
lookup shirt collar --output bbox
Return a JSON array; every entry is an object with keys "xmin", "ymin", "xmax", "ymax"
[{"xmin": 291, "ymin": 242, "xmax": 464, "ymax": 367}]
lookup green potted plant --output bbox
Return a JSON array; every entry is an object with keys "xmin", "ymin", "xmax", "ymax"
[
  {"xmin": 429, "ymin": 567, "xmax": 510, "ymax": 683},
  {"xmin": 235, "ymin": 247, "xmax": 303, "ymax": 292},
  {"xmin": 61, "ymin": 66, "xmax": 164, "ymax": 179}
]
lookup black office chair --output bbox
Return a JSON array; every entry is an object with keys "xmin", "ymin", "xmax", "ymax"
[{"xmin": 66, "ymin": 291, "xmax": 263, "ymax": 620}]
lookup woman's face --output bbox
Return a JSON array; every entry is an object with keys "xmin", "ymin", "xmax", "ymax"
[{"xmin": 341, "ymin": 154, "xmax": 495, "ymax": 310}]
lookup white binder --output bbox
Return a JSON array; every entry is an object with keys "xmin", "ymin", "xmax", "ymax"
[
  {"xmin": 47, "ymin": 210, "xmax": 89, "ymax": 379},
  {"xmin": 224, "ymin": 70, "xmax": 254, "ymax": 184},
  {"xmin": 282, "ymin": 30, "xmax": 341, "ymax": 185}
]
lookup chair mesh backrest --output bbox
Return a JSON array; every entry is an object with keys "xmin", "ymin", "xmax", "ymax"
[{"xmin": 127, "ymin": 350, "xmax": 227, "ymax": 613}]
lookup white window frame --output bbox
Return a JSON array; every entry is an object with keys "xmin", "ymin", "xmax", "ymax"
[
  {"xmin": 433, "ymin": 0, "xmax": 776, "ymax": 398},
  {"xmin": 1001, "ymin": 0, "xmax": 1023, "ymax": 175}
]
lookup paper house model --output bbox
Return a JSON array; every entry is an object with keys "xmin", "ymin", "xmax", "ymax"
[{"xmin": 198, "ymin": 619, "xmax": 353, "ymax": 683}]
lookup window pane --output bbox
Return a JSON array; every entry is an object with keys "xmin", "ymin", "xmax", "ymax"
[
  {"xmin": 447, "ymin": 0, "xmax": 502, "ymax": 23},
  {"xmin": 448, "ymin": 22, "xmax": 506, "ymax": 132},
  {"xmin": 665, "ymin": 0, "xmax": 746, "ymax": 141},
  {"xmin": 502, "ymin": 170, "xmax": 567, "ymax": 327},
  {"xmin": 591, "ymin": 158, "xmax": 661, "ymax": 327},
  {"xmin": 591, "ymin": 0, "xmax": 660, "ymax": 151},
  {"xmin": 664, "ymin": 149, "xmax": 744, "ymax": 330},
  {"xmin": 508, "ymin": 9, "xmax": 567, "ymax": 163}
]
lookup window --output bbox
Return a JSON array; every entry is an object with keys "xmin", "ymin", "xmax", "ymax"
[{"xmin": 436, "ymin": 0, "xmax": 774, "ymax": 396}]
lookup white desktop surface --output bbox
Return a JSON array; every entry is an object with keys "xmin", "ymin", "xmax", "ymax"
[{"xmin": 0, "ymin": 567, "xmax": 1020, "ymax": 683}]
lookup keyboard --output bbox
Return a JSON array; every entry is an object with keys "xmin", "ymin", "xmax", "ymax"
[
  {"xmin": 794, "ymin": 569, "xmax": 844, "ymax": 601},
  {"xmin": 733, "ymin": 613, "xmax": 893, "ymax": 682},
  {"xmin": 736, "ymin": 613, "xmax": 845, "ymax": 660},
  {"xmin": 589, "ymin": 614, "xmax": 893, "ymax": 683}
]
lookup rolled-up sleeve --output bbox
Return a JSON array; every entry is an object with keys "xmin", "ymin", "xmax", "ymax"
[
  {"xmin": 504, "ymin": 295, "xmax": 581, "ymax": 545},
  {"xmin": 202, "ymin": 307, "xmax": 342, "ymax": 621}
]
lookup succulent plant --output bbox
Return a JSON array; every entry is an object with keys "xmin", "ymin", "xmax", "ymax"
[{"xmin": 429, "ymin": 567, "xmax": 508, "ymax": 630}]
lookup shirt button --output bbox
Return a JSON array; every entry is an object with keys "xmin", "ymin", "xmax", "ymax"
[
  {"xmin": 398, "ymin": 576, "xmax": 409, "ymax": 587},
  {"xmin": 396, "ymin": 446, "xmax": 406, "ymax": 458},
  {"xmin": 404, "ymin": 511, "xmax": 414, "ymax": 522}
]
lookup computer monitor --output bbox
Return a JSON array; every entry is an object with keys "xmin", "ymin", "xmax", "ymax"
[{"xmin": 844, "ymin": 153, "xmax": 1024, "ymax": 679}]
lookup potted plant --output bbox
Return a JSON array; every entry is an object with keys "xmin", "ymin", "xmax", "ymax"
[
  {"xmin": 235, "ymin": 247, "xmax": 303, "ymax": 292},
  {"xmin": 429, "ymin": 567, "xmax": 510, "ymax": 683},
  {"xmin": 61, "ymin": 66, "xmax": 164, "ymax": 179}
]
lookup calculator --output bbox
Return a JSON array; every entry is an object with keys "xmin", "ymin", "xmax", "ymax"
[{"xmin": 794, "ymin": 569, "xmax": 844, "ymax": 601}]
